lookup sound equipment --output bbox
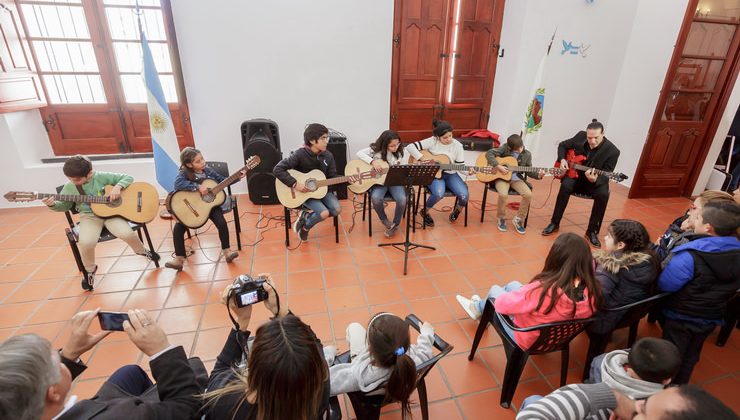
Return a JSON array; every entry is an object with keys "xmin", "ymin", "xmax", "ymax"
[
  {"xmin": 474, "ymin": 155, "xmax": 564, "ymax": 183},
  {"xmin": 327, "ymin": 129, "xmax": 349, "ymax": 199},
  {"xmin": 242, "ymin": 118, "xmax": 282, "ymax": 205},
  {"xmin": 241, "ymin": 118, "xmax": 280, "ymax": 151},
  {"xmin": 5, "ymin": 182, "xmax": 159, "ymax": 223},
  {"xmin": 166, "ymin": 156, "xmax": 261, "ymax": 228}
]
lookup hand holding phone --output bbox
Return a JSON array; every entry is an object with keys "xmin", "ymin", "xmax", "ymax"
[
  {"xmin": 60, "ymin": 309, "xmax": 112, "ymax": 360},
  {"xmin": 98, "ymin": 311, "xmax": 130, "ymax": 331}
]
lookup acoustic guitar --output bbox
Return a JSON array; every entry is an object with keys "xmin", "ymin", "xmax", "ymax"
[
  {"xmin": 554, "ymin": 149, "xmax": 629, "ymax": 183},
  {"xmin": 166, "ymin": 156, "xmax": 261, "ymax": 228},
  {"xmin": 344, "ymin": 159, "xmax": 390, "ymax": 194},
  {"xmin": 4, "ymin": 182, "xmax": 159, "ymax": 224},
  {"xmin": 474, "ymin": 155, "xmax": 565, "ymax": 183},
  {"xmin": 275, "ymin": 168, "xmax": 382, "ymax": 208},
  {"xmin": 409, "ymin": 150, "xmax": 495, "ymax": 179}
]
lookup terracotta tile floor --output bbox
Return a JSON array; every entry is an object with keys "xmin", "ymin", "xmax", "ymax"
[{"xmin": 1, "ymin": 179, "xmax": 739, "ymax": 418}]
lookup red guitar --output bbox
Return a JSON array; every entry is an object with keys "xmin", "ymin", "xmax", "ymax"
[{"xmin": 554, "ymin": 149, "xmax": 628, "ymax": 183}]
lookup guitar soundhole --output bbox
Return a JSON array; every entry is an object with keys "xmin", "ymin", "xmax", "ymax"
[
  {"xmin": 108, "ymin": 197, "xmax": 122, "ymax": 208},
  {"xmin": 305, "ymin": 179, "xmax": 318, "ymax": 192},
  {"xmin": 203, "ymin": 193, "xmax": 215, "ymax": 203}
]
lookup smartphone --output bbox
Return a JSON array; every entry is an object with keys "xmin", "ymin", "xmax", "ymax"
[{"xmin": 97, "ymin": 311, "xmax": 130, "ymax": 331}]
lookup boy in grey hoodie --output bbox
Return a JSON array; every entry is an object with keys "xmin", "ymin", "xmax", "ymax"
[{"xmin": 588, "ymin": 337, "xmax": 681, "ymax": 399}]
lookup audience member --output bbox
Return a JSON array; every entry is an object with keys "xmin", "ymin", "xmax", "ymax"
[
  {"xmin": 0, "ymin": 309, "xmax": 202, "ymax": 420},
  {"xmin": 658, "ymin": 200, "xmax": 740, "ymax": 384},
  {"xmin": 325, "ymin": 313, "xmax": 434, "ymax": 418},
  {"xmin": 203, "ymin": 273, "xmax": 330, "ymax": 420},
  {"xmin": 588, "ymin": 337, "xmax": 680, "ymax": 399},
  {"xmin": 589, "ymin": 219, "xmax": 658, "ymax": 335},
  {"xmin": 455, "ymin": 233, "xmax": 602, "ymax": 350},
  {"xmin": 516, "ymin": 383, "xmax": 738, "ymax": 420}
]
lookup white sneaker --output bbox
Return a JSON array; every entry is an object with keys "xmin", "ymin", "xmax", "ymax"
[{"xmin": 456, "ymin": 294, "xmax": 483, "ymax": 320}]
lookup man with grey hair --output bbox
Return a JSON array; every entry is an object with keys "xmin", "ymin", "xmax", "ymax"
[{"xmin": 0, "ymin": 309, "xmax": 203, "ymax": 419}]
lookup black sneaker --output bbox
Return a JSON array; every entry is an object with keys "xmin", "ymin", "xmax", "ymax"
[
  {"xmin": 141, "ymin": 249, "xmax": 160, "ymax": 263},
  {"xmin": 449, "ymin": 206, "xmax": 462, "ymax": 223},
  {"xmin": 293, "ymin": 210, "xmax": 307, "ymax": 233},
  {"xmin": 542, "ymin": 223, "xmax": 559, "ymax": 236},
  {"xmin": 299, "ymin": 227, "xmax": 310, "ymax": 242},
  {"xmin": 420, "ymin": 209, "xmax": 435, "ymax": 227},
  {"xmin": 385, "ymin": 222, "xmax": 399, "ymax": 238},
  {"xmin": 585, "ymin": 231, "xmax": 602, "ymax": 248},
  {"xmin": 81, "ymin": 266, "xmax": 96, "ymax": 291}
]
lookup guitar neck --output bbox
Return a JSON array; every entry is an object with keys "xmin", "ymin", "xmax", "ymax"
[
  {"xmin": 315, "ymin": 175, "xmax": 355, "ymax": 187},
  {"xmin": 210, "ymin": 164, "xmax": 250, "ymax": 195},
  {"xmin": 37, "ymin": 192, "xmax": 108, "ymax": 204},
  {"xmin": 572, "ymin": 164, "xmax": 613, "ymax": 177},
  {"xmin": 438, "ymin": 164, "xmax": 480, "ymax": 172},
  {"xmin": 504, "ymin": 166, "xmax": 559, "ymax": 174}
]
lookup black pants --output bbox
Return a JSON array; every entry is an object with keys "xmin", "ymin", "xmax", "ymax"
[
  {"xmin": 550, "ymin": 176, "xmax": 610, "ymax": 234},
  {"xmin": 661, "ymin": 318, "xmax": 716, "ymax": 384},
  {"xmin": 173, "ymin": 207, "xmax": 230, "ymax": 257}
]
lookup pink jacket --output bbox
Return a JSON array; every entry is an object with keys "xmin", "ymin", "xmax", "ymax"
[{"xmin": 494, "ymin": 281, "xmax": 595, "ymax": 350}]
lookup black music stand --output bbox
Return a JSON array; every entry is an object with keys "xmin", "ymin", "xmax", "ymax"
[{"xmin": 379, "ymin": 164, "xmax": 438, "ymax": 275}]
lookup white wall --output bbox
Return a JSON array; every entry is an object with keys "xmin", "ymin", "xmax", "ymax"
[{"xmin": 1, "ymin": 0, "xmax": 730, "ymax": 210}]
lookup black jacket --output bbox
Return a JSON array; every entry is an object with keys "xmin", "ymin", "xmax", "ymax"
[
  {"xmin": 273, "ymin": 146, "xmax": 338, "ymax": 187},
  {"xmin": 557, "ymin": 131, "xmax": 620, "ymax": 188},
  {"xmin": 589, "ymin": 251, "xmax": 658, "ymax": 334},
  {"xmin": 58, "ymin": 346, "xmax": 202, "ymax": 420},
  {"xmin": 203, "ymin": 328, "xmax": 331, "ymax": 420},
  {"xmin": 665, "ymin": 248, "xmax": 740, "ymax": 320}
]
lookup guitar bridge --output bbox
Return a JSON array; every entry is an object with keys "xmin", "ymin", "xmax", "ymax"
[
  {"xmin": 137, "ymin": 192, "xmax": 142, "ymax": 212},
  {"xmin": 183, "ymin": 199, "xmax": 199, "ymax": 217}
]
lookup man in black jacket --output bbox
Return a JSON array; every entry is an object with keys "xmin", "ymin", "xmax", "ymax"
[
  {"xmin": 542, "ymin": 120, "xmax": 620, "ymax": 247},
  {"xmin": 0, "ymin": 309, "xmax": 203, "ymax": 420},
  {"xmin": 274, "ymin": 123, "xmax": 350, "ymax": 242}
]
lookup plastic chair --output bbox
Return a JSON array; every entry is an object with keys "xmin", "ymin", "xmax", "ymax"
[
  {"xmin": 414, "ymin": 186, "xmax": 468, "ymax": 228},
  {"xmin": 203, "ymin": 161, "xmax": 242, "ymax": 250},
  {"xmin": 582, "ymin": 292, "xmax": 672, "ymax": 381},
  {"xmin": 468, "ymin": 298, "xmax": 593, "ymax": 408},
  {"xmin": 283, "ymin": 206, "xmax": 339, "ymax": 247},
  {"xmin": 333, "ymin": 314, "xmax": 453, "ymax": 420},
  {"xmin": 361, "ymin": 188, "xmax": 414, "ymax": 237},
  {"xmin": 480, "ymin": 180, "xmax": 532, "ymax": 225},
  {"xmin": 57, "ymin": 186, "xmax": 159, "ymax": 288},
  {"xmin": 716, "ymin": 289, "xmax": 740, "ymax": 347}
]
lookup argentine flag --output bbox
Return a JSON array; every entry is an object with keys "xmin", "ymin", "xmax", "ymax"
[{"xmin": 142, "ymin": 32, "xmax": 179, "ymax": 192}]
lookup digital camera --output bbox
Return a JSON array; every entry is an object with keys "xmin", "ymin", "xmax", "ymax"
[{"xmin": 231, "ymin": 274, "xmax": 269, "ymax": 308}]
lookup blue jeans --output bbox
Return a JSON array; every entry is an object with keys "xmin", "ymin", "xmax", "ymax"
[
  {"xmin": 477, "ymin": 281, "xmax": 523, "ymax": 340},
  {"xmin": 426, "ymin": 172, "xmax": 469, "ymax": 209},
  {"xmin": 370, "ymin": 185, "xmax": 407, "ymax": 225},
  {"xmin": 303, "ymin": 193, "xmax": 341, "ymax": 230},
  {"xmin": 107, "ymin": 365, "xmax": 153, "ymax": 396}
]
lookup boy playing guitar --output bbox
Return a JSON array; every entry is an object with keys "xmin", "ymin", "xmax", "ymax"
[{"xmin": 542, "ymin": 119, "xmax": 620, "ymax": 248}]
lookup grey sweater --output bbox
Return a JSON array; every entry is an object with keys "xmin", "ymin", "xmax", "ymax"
[{"xmin": 325, "ymin": 323, "xmax": 435, "ymax": 396}]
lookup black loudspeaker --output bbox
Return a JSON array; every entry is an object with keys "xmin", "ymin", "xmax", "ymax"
[
  {"xmin": 243, "ymin": 119, "xmax": 282, "ymax": 205},
  {"xmin": 241, "ymin": 118, "xmax": 280, "ymax": 151},
  {"xmin": 327, "ymin": 128, "xmax": 348, "ymax": 200}
]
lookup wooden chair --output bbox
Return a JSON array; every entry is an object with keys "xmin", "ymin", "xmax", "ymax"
[
  {"xmin": 469, "ymin": 298, "xmax": 593, "ymax": 408},
  {"xmin": 332, "ymin": 314, "xmax": 453, "ymax": 420},
  {"xmin": 582, "ymin": 292, "xmax": 672, "ymax": 381}
]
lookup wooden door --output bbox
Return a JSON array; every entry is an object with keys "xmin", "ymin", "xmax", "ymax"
[
  {"xmin": 389, "ymin": 0, "xmax": 503, "ymax": 142},
  {"xmin": 442, "ymin": 0, "xmax": 504, "ymax": 134},
  {"xmin": 630, "ymin": 0, "xmax": 740, "ymax": 198}
]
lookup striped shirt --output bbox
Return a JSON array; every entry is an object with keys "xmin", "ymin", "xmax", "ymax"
[{"xmin": 516, "ymin": 383, "xmax": 616, "ymax": 420}]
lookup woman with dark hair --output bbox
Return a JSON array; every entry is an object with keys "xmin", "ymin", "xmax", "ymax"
[
  {"xmin": 325, "ymin": 313, "xmax": 434, "ymax": 419},
  {"xmin": 456, "ymin": 233, "xmax": 602, "ymax": 349},
  {"xmin": 356, "ymin": 130, "xmax": 409, "ymax": 237},
  {"xmin": 405, "ymin": 119, "xmax": 472, "ymax": 226},
  {"xmin": 203, "ymin": 274, "xmax": 330, "ymax": 420}
]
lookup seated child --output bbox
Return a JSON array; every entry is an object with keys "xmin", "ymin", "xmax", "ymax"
[
  {"xmin": 456, "ymin": 232, "xmax": 602, "ymax": 350},
  {"xmin": 588, "ymin": 337, "xmax": 681, "ymax": 400},
  {"xmin": 325, "ymin": 313, "xmax": 434, "ymax": 419}
]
